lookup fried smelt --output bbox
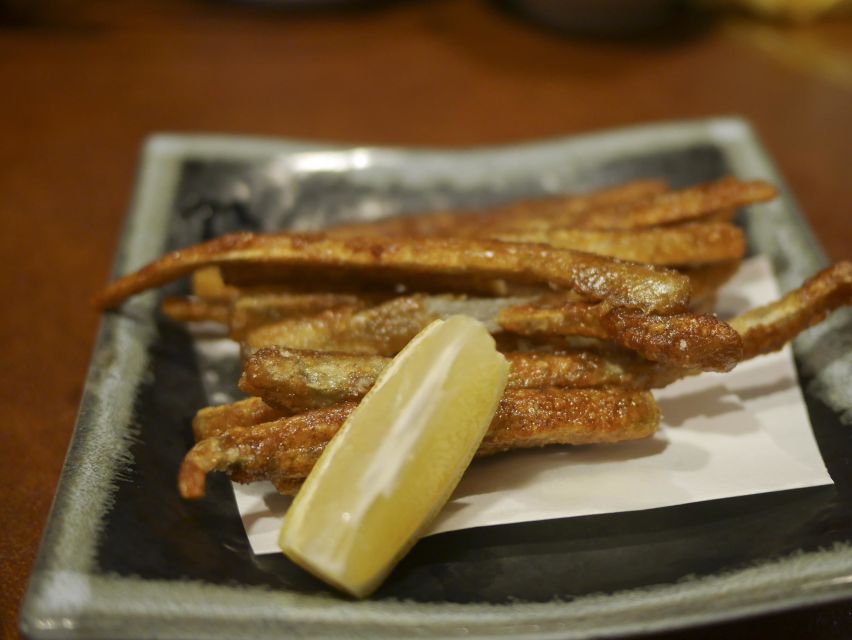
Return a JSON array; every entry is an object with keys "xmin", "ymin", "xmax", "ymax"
[
  {"xmin": 499, "ymin": 299, "xmax": 743, "ymax": 371},
  {"xmin": 239, "ymin": 261, "xmax": 852, "ymax": 413},
  {"xmin": 179, "ymin": 402, "xmax": 356, "ymax": 499},
  {"xmin": 477, "ymin": 388, "xmax": 660, "ymax": 455},
  {"xmin": 243, "ymin": 296, "xmax": 442, "ymax": 356},
  {"xmin": 493, "ymin": 223, "xmax": 746, "ymax": 267},
  {"xmin": 602, "ymin": 308, "xmax": 742, "ymax": 372},
  {"xmin": 244, "ymin": 292, "xmax": 742, "ymax": 368},
  {"xmin": 94, "ymin": 233, "xmax": 691, "ymax": 314},
  {"xmin": 192, "ymin": 396, "xmax": 285, "ymax": 441},
  {"xmin": 567, "ymin": 178, "xmax": 777, "ymax": 231},
  {"xmin": 730, "ymin": 262, "xmax": 852, "ymax": 359},
  {"xmin": 178, "ymin": 388, "xmax": 660, "ymax": 499},
  {"xmin": 240, "ymin": 292, "xmax": 716, "ymax": 367},
  {"xmin": 240, "ymin": 347, "xmax": 634, "ymax": 413},
  {"xmin": 161, "ymin": 297, "xmax": 231, "ymax": 324},
  {"xmin": 618, "ymin": 263, "xmax": 852, "ymax": 386},
  {"xmin": 327, "ymin": 179, "xmax": 669, "ymax": 238},
  {"xmin": 240, "ymin": 349, "xmax": 389, "ymax": 413},
  {"xmin": 229, "ymin": 292, "xmax": 378, "ymax": 340}
]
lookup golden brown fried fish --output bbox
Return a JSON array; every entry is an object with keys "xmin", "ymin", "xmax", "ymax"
[
  {"xmin": 94, "ymin": 234, "xmax": 691, "ymax": 314},
  {"xmin": 493, "ymin": 223, "xmax": 746, "ymax": 267},
  {"xmin": 239, "ymin": 347, "xmax": 637, "ymax": 413},
  {"xmin": 179, "ymin": 388, "xmax": 660, "ymax": 499}
]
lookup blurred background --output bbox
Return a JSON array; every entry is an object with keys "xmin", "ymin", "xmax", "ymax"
[{"xmin": 1, "ymin": 1, "xmax": 850, "ymax": 638}]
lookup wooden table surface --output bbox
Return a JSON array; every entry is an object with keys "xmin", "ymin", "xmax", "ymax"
[{"xmin": 2, "ymin": 1, "xmax": 850, "ymax": 637}]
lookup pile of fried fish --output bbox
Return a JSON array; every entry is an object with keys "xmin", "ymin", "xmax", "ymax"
[{"xmin": 94, "ymin": 177, "xmax": 851, "ymax": 500}]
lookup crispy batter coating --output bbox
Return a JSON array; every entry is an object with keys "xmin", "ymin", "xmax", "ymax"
[
  {"xmin": 327, "ymin": 179, "xmax": 669, "ymax": 238},
  {"xmin": 160, "ymin": 292, "xmax": 377, "ymax": 337},
  {"xmin": 617, "ymin": 263, "xmax": 852, "ymax": 385},
  {"xmin": 730, "ymin": 262, "xmax": 852, "ymax": 359},
  {"xmin": 94, "ymin": 233, "xmax": 691, "ymax": 314},
  {"xmin": 178, "ymin": 388, "xmax": 660, "ymax": 499},
  {"xmin": 241, "ymin": 293, "xmax": 741, "ymax": 369},
  {"xmin": 191, "ymin": 396, "xmax": 285, "ymax": 441},
  {"xmin": 243, "ymin": 296, "xmax": 440, "ymax": 356},
  {"xmin": 499, "ymin": 299, "xmax": 743, "ymax": 370},
  {"xmin": 236, "ymin": 265, "xmax": 852, "ymax": 414},
  {"xmin": 179, "ymin": 401, "xmax": 356, "ymax": 499},
  {"xmin": 240, "ymin": 349, "xmax": 389, "ymax": 413},
  {"xmin": 603, "ymin": 308, "xmax": 743, "ymax": 372},
  {"xmin": 325, "ymin": 179, "xmax": 774, "ymax": 238},
  {"xmin": 478, "ymin": 388, "xmax": 660, "ymax": 454},
  {"xmin": 494, "ymin": 223, "xmax": 746, "ymax": 267},
  {"xmin": 567, "ymin": 178, "xmax": 777, "ymax": 230},
  {"xmin": 240, "ymin": 347, "xmax": 635, "ymax": 412},
  {"xmin": 228, "ymin": 292, "xmax": 377, "ymax": 340}
]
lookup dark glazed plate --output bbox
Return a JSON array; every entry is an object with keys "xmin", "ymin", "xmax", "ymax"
[{"xmin": 21, "ymin": 119, "xmax": 852, "ymax": 639}]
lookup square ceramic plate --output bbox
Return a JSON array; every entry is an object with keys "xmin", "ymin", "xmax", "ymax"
[{"xmin": 21, "ymin": 118, "xmax": 852, "ymax": 639}]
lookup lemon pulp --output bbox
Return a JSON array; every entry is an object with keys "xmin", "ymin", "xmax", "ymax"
[{"xmin": 279, "ymin": 315, "xmax": 508, "ymax": 597}]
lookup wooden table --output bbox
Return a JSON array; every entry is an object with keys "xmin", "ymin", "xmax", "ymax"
[{"xmin": 2, "ymin": 1, "xmax": 850, "ymax": 637}]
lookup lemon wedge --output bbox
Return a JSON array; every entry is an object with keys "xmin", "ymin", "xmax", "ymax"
[{"xmin": 279, "ymin": 315, "xmax": 508, "ymax": 598}]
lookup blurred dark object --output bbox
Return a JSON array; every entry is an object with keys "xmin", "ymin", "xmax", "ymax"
[
  {"xmin": 223, "ymin": 0, "xmax": 384, "ymax": 8},
  {"xmin": 0, "ymin": 0, "xmax": 40, "ymax": 24},
  {"xmin": 705, "ymin": 0, "xmax": 852, "ymax": 23},
  {"xmin": 0, "ymin": 0, "xmax": 74, "ymax": 26},
  {"xmin": 503, "ymin": 0, "xmax": 685, "ymax": 35}
]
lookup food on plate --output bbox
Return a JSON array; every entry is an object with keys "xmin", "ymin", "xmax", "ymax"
[
  {"xmin": 492, "ymin": 223, "xmax": 746, "ymax": 266},
  {"xmin": 558, "ymin": 177, "xmax": 774, "ymax": 230},
  {"xmin": 729, "ymin": 262, "xmax": 852, "ymax": 359},
  {"xmin": 94, "ymin": 234, "xmax": 692, "ymax": 313},
  {"xmin": 498, "ymin": 298, "xmax": 743, "ymax": 370},
  {"xmin": 239, "ymin": 293, "xmax": 744, "ymax": 369},
  {"xmin": 180, "ymin": 387, "xmax": 658, "ymax": 499},
  {"xmin": 277, "ymin": 316, "xmax": 507, "ymax": 597},
  {"xmin": 327, "ymin": 177, "xmax": 774, "ymax": 236},
  {"xmin": 191, "ymin": 396, "xmax": 285, "ymax": 441},
  {"xmin": 235, "ymin": 265, "xmax": 852, "ymax": 413},
  {"xmin": 239, "ymin": 348, "xmax": 634, "ymax": 413},
  {"xmin": 324, "ymin": 179, "xmax": 671, "ymax": 238},
  {"xmin": 95, "ymin": 174, "xmax": 850, "ymax": 596}
]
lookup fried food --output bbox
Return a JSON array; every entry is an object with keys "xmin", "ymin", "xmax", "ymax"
[
  {"xmin": 240, "ymin": 347, "xmax": 636, "ymax": 413},
  {"xmin": 729, "ymin": 262, "xmax": 852, "ymax": 359},
  {"xmin": 88, "ymin": 171, "xmax": 849, "ymax": 518},
  {"xmin": 242, "ymin": 292, "xmax": 741, "ymax": 369},
  {"xmin": 94, "ymin": 233, "xmax": 691, "ymax": 314},
  {"xmin": 327, "ymin": 178, "xmax": 774, "ymax": 237},
  {"xmin": 240, "ymin": 294, "xmax": 524, "ymax": 356},
  {"xmin": 192, "ymin": 396, "xmax": 285, "ymax": 441},
  {"xmin": 243, "ymin": 295, "xmax": 445, "ymax": 356},
  {"xmin": 498, "ymin": 298, "xmax": 743, "ymax": 370},
  {"xmin": 178, "ymin": 388, "xmax": 660, "ymax": 499},
  {"xmin": 228, "ymin": 292, "xmax": 378, "ymax": 340},
  {"xmin": 493, "ymin": 223, "xmax": 746, "ymax": 267},
  {"xmin": 240, "ymin": 349, "xmax": 388, "ymax": 414},
  {"xmin": 562, "ymin": 178, "xmax": 777, "ymax": 231},
  {"xmin": 327, "ymin": 179, "xmax": 670, "ymax": 238},
  {"xmin": 161, "ymin": 292, "xmax": 378, "ymax": 338},
  {"xmin": 237, "ymin": 263, "xmax": 852, "ymax": 414}
]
